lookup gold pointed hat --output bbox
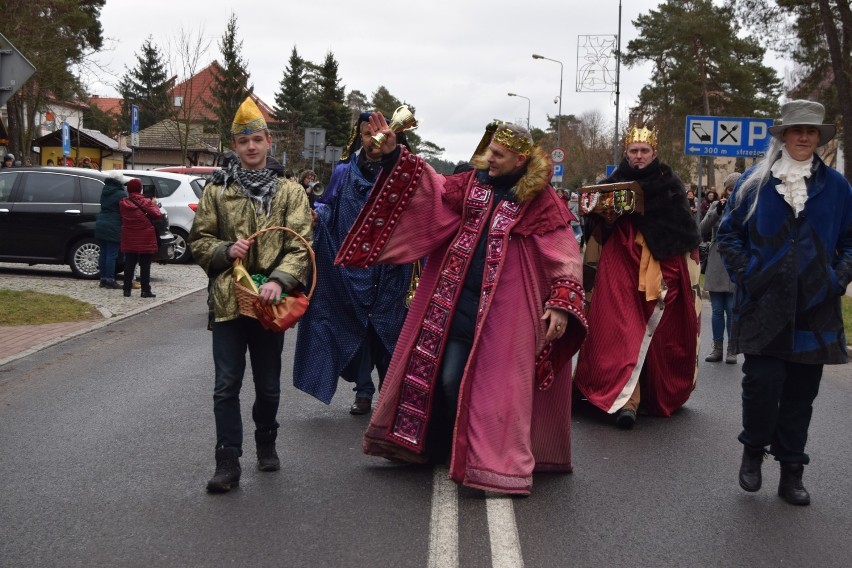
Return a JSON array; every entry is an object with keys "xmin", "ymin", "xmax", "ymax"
[{"xmin": 231, "ymin": 97, "xmax": 267, "ymax": 136}]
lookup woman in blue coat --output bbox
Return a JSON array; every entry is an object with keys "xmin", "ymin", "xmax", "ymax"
[
  {"xmin": 94, "ymin": 172, "xmax": 128, "ymax": 289},
  {"xmin": 717, "ymin": 100, "xmax": 852, "ymax": 506}
]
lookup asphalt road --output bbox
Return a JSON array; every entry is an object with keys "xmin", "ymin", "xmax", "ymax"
[{"xmin": 1, "ymin": 292, "xmax": 850, "ymax": 567}]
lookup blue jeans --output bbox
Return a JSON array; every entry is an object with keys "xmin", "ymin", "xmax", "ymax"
[
  {"xmin": 97, "ymin": 240, "xmax": 120, "ymax": 282},
  {"xmin": 211, "ymin": 317, "xmax": 285, "ymax": 455},
  {"xmin": 739, "ymin": 354, "xmax": 823, "ymax": 464},
  {"xmin": 709, "ymin": 291, "xmax": 734, "ymax": 342}
]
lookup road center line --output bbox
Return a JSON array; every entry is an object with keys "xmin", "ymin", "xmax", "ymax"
[
  {"xmin": 486, "ymin": 492, "xmax": 525, "ymax": 568},
  {"xmin": 428, "ymin": 466, "xmax": 458, "ymax": 568}
]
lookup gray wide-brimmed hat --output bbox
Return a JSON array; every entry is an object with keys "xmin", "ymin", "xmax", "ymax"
[{"xmin": 768, "ymin": 99, "xmax": 836, "ymax": 146}]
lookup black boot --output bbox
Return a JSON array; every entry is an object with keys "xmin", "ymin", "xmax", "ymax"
[
  {"xmin": 615, "ymin": 407, "xmax": 636, "ymax": 429},
  {"xmin": 778, "ymin": 463, "xmax": 810, "ymax": 506},
  {"xmin": 206, "ymin": 447, "xmax": 241, "ymax": 493},
  {"xmin": 739, "ymin": 445, "xmax": 765, "ymax": 492},
  {"xmin": 705, "ymin": 340, "xmax": 723, "ymax": 362},
  {"xmin": 141, "ymin": 290, "xmax": 156, "ymax": 298},
  {"xmin": 255, "ymin": 429, "xmax": 280, "ymax": 472}
]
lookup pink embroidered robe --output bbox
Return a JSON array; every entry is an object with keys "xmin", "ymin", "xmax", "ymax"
[{"xmin": 336, "ymin": 148, "xmax": 587, "ymax": 495}]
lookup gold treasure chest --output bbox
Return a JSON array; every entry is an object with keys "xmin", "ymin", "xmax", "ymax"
[{"xmin": 576, "ymin": 181, "xmax": 644, "ymax": 221}]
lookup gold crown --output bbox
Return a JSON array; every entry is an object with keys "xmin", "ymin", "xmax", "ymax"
[
  {"xmin": 491, "ymin": 125, "xmax": 534, "ymax": 155},
  {"xmin": 622, "ymin": 125, "xmax": 658, "ymax": 150},
  {"xmin": 231, "ymin": 97, "xmax": 267, "ymax": 136}
]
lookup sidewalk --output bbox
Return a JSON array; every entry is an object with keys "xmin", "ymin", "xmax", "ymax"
[
  {"xmin": 0, "ymin": 263, "xmax": 208, "ymax": 367},
  {"xmin": 0, "ymin": 320, "xmax": 108, "ymax": 362}
]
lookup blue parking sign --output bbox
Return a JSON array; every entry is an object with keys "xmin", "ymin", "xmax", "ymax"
[
  {"xmin": 684, "ymin": 115, "xmax": 774, "ymax": 158},
  {"xmin": 61, "ymin": 122, "xmax": 71, "ymax": 156}
]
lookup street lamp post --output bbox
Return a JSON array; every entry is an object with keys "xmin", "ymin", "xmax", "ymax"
[
  {"xmin": 532, "ymin": 53, "xmax": 563, "ymax": 149},
  {"xmin": 507, "ymin": 92, "xmax": 531, "ymax": 129},
  {"xmin": 613, "ymin": 0, "xmax": 623, "ymax": 165}
]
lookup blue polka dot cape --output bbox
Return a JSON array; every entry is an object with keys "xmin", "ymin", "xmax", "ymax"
[{"xmin": 293, "ymin": 156, "xmax": 413, "ymax": 403}]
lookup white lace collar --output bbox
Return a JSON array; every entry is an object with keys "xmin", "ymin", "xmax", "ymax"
[{"xmin": 771, "ymin": 147, "xmax": 813, "ymax": 217}]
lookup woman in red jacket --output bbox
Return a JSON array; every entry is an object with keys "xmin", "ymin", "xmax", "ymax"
[{"xmin": 119, "ymin": 178, "xmax": 162, "ymax": 297}]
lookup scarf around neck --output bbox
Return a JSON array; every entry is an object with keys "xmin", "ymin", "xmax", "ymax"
[
  {"xmin": 771, "ymin": 147, "xmax": 813, "ymax": 218},
  {"xmin": 211, "ymin": 159, "xmax": 278, "ymax": 217}
]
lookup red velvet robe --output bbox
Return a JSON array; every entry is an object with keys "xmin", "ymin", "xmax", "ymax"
[
  {"xmin": 336, "ymin": 148, "xmax": 587, "ymax": 495},
  {"xmin": 574, "ymin": 217, "xmax": 701, "ymax": 416}
]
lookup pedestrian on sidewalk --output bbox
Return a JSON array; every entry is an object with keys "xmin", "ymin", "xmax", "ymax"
[
  {"xmin": 700, "ymin": 172, "xmax": 740, "ymax": 364},
  {"xmin": 119, "ymin": 178, "xmax": 161, "ymax": 298},
  {"xmin": 717, "ymin": 99, "xmax": 852, "ymax": 506},
  {"xmin": 188, "ymin": 97, "xmax": 313, "ymax": 494},
  {"xmin": 95, "ymin": 172, "xmax": 127, "ymax": 289}
]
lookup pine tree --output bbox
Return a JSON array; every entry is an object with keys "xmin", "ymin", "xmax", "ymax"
[
  {"xmin": 117, "ymin": 37, "xmax": 172, "ymax": 133},
  {"xmin": 206, "ymin": 13, "xmax": 253, "ymax": 149},
  {"xmin": 312, "ymin": 52, "xmax": 351, "ymax": 147},
  {"xmin": 345, "ymin": 89, "xmax": 369, "ymax": 125},
  {"xmin": 273, "ymin": 46, "xmax": 315, "ymax": 129},
  {"xmin": 624, "ymin": 0, "xmax": 781, "ymax": 179}
]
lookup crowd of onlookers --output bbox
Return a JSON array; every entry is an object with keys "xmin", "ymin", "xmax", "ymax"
[
  {"xmin": 686, "ymin": 183, "xmax": 732, "ymax": 220},
  {"xmin": 1, "ymin": 153, "xmax": 99, "ymax": 168}
]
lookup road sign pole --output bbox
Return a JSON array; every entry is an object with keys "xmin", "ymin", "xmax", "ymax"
[{"xmin": 696, "ymin": 157, "xmax": 703, "ymax": 225}]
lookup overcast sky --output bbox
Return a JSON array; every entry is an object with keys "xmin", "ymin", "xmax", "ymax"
[{"xmin": 87, "ymin": 0, "xmax": 787, "ymax": 164}]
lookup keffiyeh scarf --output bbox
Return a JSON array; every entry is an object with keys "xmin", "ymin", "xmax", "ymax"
[
  {"xmin": 210, "ymin": 158, "xmax": 278, "ymax": 217},
  {"xmin": 771, "ymin": 147, "xmax": 812, "ymax": 218}
]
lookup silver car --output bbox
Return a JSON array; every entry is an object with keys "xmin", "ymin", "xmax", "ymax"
[{"xmin": 113, "ymin": 170, "xmax": 204, "ymax": 263}]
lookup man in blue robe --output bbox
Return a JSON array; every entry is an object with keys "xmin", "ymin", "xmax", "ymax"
[{"xmin": 293, "ymin": 113, "xmax": 414, "ymax": 414}]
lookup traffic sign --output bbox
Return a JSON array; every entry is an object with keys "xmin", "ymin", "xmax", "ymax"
[
  {"xmin": 304, "ymin": 128, "xmax": 326, "ymax": 158},
  {"xmin": 551, "ymin": 163, "xmax": 563, "ymax": 184},
  {"xmin": 130, "ymin": 104, "xmax": 140, "ymax": 147},
  {"xmin": 550, "ymin": 147, "xmax": 565, "ymax": 163},
  {"xmin": 61, "ymin": 122, "xmax": 71, "ymax": 156},
  {"xmin": 324, "ymin": 146, "xmax": 343, "ymax": 164},
  {"xmin": 684, "ymin": 115, "xmax": 774, "ymax": 158},
  {"xmin": 0, "ymin": 32, "xmax": 37, "ymax": 108}
]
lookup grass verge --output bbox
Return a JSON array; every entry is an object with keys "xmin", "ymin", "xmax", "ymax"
[{"xmin": 0, "ymin": 289, "xmax": 100, "ymax": 326}]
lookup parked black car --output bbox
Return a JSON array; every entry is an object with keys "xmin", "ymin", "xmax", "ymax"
[{"xmin": 0, "ymin": 167, "xmax": 174, "ymax": 278}]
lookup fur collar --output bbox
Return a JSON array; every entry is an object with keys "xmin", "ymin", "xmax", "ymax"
[{"xmin": 470, "ymin": 145, "xmax": 551, "ymax": 204}]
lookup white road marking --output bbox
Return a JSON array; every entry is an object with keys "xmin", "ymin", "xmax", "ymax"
[
  {"xmin": 486, "ymin": 492, "xmax": 525, "ymax": 568},
  {"xmin": 428, "ymin": 467, "xmax": 458, "ymax": 568}
]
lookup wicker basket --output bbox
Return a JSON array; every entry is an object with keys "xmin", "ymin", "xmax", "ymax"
[{"xmin": 233, "ymin": 226, "xmax": 316, "ymax": 331}]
